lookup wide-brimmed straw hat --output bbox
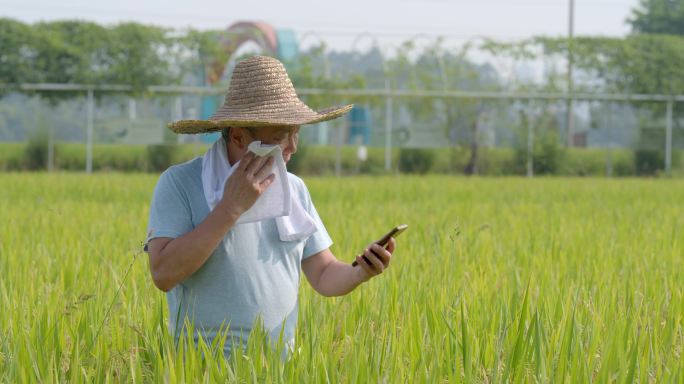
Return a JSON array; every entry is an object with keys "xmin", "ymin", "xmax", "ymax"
[{"xmin": 168, "ymin": 55, "xmax": 353, "ymax": 134}]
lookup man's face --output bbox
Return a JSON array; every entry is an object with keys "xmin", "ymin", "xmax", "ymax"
[{"xmin": 242, "ymin": 126, "xmax": 300, "ymax": 163}]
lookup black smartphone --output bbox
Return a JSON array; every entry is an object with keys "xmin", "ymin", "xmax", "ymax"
[{"xmin": 352, "ymin": 224, "xmax": 408, "ymax": 267}]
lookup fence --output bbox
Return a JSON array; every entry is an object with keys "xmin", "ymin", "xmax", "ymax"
[{"xmin": 0, "ymin": 83, "xmax": 682, "ymax": 175}]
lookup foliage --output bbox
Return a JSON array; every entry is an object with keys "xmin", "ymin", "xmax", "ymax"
[
  {"xmin": 1, "ymin": 142, "xmax": 677, "ymax": 177},
  {"xmin": 180, "ymin": 29, "xmax": 234, "ymax": 85},
  {"xmin": 1, "ymin": 175, "xmax": 684, "ymax": 381},
  {"xmin": 146, "ymin": 144, "xmax": 176, "ymax": 172},
  {"xmin": 628, "ymin": 0, "xmax": 684, "ymax": 35},
  {"xmin": 286, "ymin": 43, "xmax": 366, "ymax": 108},
  {"xmin": 632, "ymin": 148, "xmax": 680, "ymax": 176},
  {"xmin": 512, "ymin": 107, "xmax": 565, "ymax": 175},
  {"xmin": 357, "ymin": 155, "xmax": 385, "ymax": 175},
  {"xmin": 0, "ymin": 18, "xmax": 193, "ymax": 102},
  {"xmin": 485, "ymin": 34, "xmax": 684, "ymax": 151},
  {"xmin": 0, "ymin": 142, "xmax": 24, "ymax": 170},
  {"xmin": 0, "ymin": 18, "xmax": 37, "ymax": 88},
  {"xmin": 105, "ymin": 23, "xmax": 179, "ymax": 90},
  {"xmin": 515, "ymin": 109, "xmax": 564, "ymax": 175},
  {"xmin": 23, "ymin": 128, "xmax": 50, "ymax": 170},
  {"xmin": 532, "ymin": 132, "xmax": 564, "ymax": 174},
  {"xmin": 398, "ymin": 148, "xmax": 435, "ymax": 174},
  {"xmin": 534, "ymin": 35, "xmax": 684, "ymax": 96},
  {"xmin": 634, "ymin": 149, "xmax": 663, "ymax": 175},
  {"xmin": 381, "ymin": 39, "xmax": 503, "ymax": 174}
]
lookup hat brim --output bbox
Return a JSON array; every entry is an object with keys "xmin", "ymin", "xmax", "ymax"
[{"xmin": 168, "ymin": 104, "xmax": 353, "ymax": 134}]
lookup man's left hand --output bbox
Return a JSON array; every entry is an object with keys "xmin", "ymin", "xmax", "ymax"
[{"xmin": 355, "ymin": 238, "xmax": 396, "ymax": 281}]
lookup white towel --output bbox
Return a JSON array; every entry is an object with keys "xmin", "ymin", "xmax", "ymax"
[{"xmin": 201, "ymin": 138, "xmax": 317, "ymax": 241}]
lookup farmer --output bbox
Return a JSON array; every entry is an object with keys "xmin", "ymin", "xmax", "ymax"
[{"xmin": 144, "ymin": 55, "xmax": 396, "ymax": 357}]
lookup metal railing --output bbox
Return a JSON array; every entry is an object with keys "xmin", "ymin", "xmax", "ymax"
[{"xmin": 1, "ymin": 82, "xmax": 681, "ymax": 174}]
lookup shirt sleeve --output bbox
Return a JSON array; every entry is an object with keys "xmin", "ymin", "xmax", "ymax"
[
  {"xmin": 297, "ymin": 180, "xmax": 333, "ymax": 259},
  {"xmin": 145, "ymin": 169, "xmax": 194, "ymax": 248}
]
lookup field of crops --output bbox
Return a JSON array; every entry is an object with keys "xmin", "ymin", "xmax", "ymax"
[{"xmin": 1, "ymin": 173, "xmax": 683, "ymax": 382}]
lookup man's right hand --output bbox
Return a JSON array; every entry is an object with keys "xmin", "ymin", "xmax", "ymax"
[
  {"xmin": 217, "ymin": 151, "xmax": 275, "ymax": 217},
  {"xmin": 148, "ymin": 152, "xmax": 275, "ymax": 292}
]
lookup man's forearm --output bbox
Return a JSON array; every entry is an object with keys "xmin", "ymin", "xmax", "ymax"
[
  {"xmin": 315, "ymin": 260, "xmax": 368, "ymax": 297},
  {"xmin": 153, "ymin": 205, "xmax": 240, "ymax": 291}
]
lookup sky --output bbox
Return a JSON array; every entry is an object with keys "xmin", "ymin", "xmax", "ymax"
[{"xmin": 1, "ymin": 0, "xmax": 640, "ymax": 52}]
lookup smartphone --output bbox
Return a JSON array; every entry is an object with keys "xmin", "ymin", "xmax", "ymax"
[{"xmin": 352, "ymin": 224, "xmax": 408, "ymax": 267}]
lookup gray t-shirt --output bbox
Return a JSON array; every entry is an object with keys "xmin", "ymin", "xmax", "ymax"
[{"xmin": 145, "ymin": 157, "xmax": 332, "ymax": 356}]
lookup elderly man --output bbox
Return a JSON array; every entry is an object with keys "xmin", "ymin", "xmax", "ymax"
[{"xmin": 144, "ymin": 55, "xmax": 396, "ymax": 357}]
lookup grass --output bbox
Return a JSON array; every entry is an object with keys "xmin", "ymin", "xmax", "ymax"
[{"xmin": 1, "ymin": 173, "xmax": 683, "ymax": 382}]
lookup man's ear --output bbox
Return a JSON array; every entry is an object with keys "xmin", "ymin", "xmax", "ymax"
[{"xmin": 229, "ymin": 127, "xmax": 248, "ymax": 150}]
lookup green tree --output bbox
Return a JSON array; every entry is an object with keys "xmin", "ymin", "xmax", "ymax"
[
  {"xmin": 534, "ymin": 35, "xmax": 684, "ymax": 95},
  {"xmin": 384, "ymin": 39, "xmax": 502, "ymax": 174},
  {"xmin": 629, "ymin": 0, "xmax": 684, "ymax": 35},
  {"xmin": 179, "ymin": 29, "xmax": 232, "ymax": 85},
  {"xmin": 0, "ymin": 19, "xmax": 193, "ymax": 102},
  {"xmin": 0, "ymin": 18, "xmax": 39, "ymax": 87},
  {"xmin": 527, "ymin": 35, "xmax": 684, "ymax": 169},
  {"xmin": 513, "ymin": 106, "xmax": 565, "ymax": 175},
  {"xmin": 104, "ymin": 23, "xmax": 178, "ymax": 90}
]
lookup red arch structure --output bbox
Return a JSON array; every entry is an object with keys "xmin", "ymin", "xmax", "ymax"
[{"xmin": 205, "ymin": 21, "xmax": 279, "ymax": 85}]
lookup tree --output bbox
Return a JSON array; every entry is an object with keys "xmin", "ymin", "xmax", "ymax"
[
  {"xmin": 0, "ymin": 18, "xmax": 39, "ymax": 87},
  {"xmin": 531, "ymin": 35, "xmax": 684, "ymax": 162},
  {"xmin": 286, "ymin": 43, "xmax": 365, "ymax": 110},
  {"xmin": 0, "ymin": 19, "xmax": 196, "ymax": 102},
  {"xmin": 629, "ymin": 0, "xmax": 684, "ymax": 35},
  {"xmin": 534, "ymin": 35, "xmax": 684, "ymax": 96},
  {"xmin": 383, "ymin": 39, "xmax": 504, "ymax": 174}
]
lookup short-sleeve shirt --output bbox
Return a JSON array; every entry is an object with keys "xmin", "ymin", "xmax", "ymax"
[{"xmin": 145, "ymin": 157, "xmax": 332, "ymax": 356}]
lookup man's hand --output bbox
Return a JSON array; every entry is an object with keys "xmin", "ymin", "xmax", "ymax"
[
  {"xmin": 147, "ymin": 153, "xmax": 276, "ymax": 292},
  {"xmin": 302, "ymin": 239, "xmax": 397, "ymax": 297},
  {"xmin": 218, "ymin": 152, "xmax": 275, "ymax": 216},
  {"xmin": 354, "ymin": 238, "xmax": 396, "ymax": 282}
]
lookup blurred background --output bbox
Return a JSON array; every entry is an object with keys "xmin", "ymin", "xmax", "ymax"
[{"xmin": 1, "ymin": 0, "xmax": 682, "ymax": 176}]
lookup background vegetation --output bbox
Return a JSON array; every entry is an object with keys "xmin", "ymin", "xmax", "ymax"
[
  {"xmin": 2, "ymin": 0, "xmax": 684, "ymax": 177},
  {"xmin": 1, "ymin": 141, "xmax": 682, "ymax": 177}
]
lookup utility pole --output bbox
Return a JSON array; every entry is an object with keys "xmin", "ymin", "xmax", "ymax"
[
  {"xmin": 86, "ymin": 89, "xmax": 94, "ymax": 174},
  {"xmin": 384, "ymin": 79, "xmax": 393, "ymax": 171},
  {"xmin": 566, "ymin": 0, "xmax": 575, "ymax": 147}
]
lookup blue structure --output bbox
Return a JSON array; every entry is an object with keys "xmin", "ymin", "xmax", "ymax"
[
  {"xmin": 199, "ymin": 65, "xmax": 222, "ymax": 143},
  {"xmin": 347, "ymin": 105, "xmax": 372, "ymax": 145},
  {"xmin": 276, "ymin": 29, "xmax": 299, "ymax": 62}
]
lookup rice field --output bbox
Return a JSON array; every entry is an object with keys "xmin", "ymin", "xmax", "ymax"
[{"xmin": 1, "ymin": 173, "xmax": 683, "ymax": 382}]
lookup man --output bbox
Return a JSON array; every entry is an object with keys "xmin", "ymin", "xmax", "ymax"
[{"xmin": 145, "ymin": 55, "xmax": 396, "ymax": 357}]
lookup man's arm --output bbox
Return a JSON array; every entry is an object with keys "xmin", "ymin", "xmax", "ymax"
[
  {"xmin": 146, "ymin": 205, "xmax": 241, "ymax": 292},
  {"xmin": 301, "ymin": 239, "xmax": 396, "ymax": 297},
  {"xmin": 147, "ymin": 153, "xmax": 274, "ymax": 292}
]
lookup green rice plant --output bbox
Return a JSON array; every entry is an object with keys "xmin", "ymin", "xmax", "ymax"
[{"xmin": 0, "ymin": 174, "xmax": 683, "ymax": 382}]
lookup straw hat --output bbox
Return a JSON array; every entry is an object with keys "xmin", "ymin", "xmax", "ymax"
[{"xmin": 168, "ymin": 55, "xmax": 353, "ymax": 134}]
